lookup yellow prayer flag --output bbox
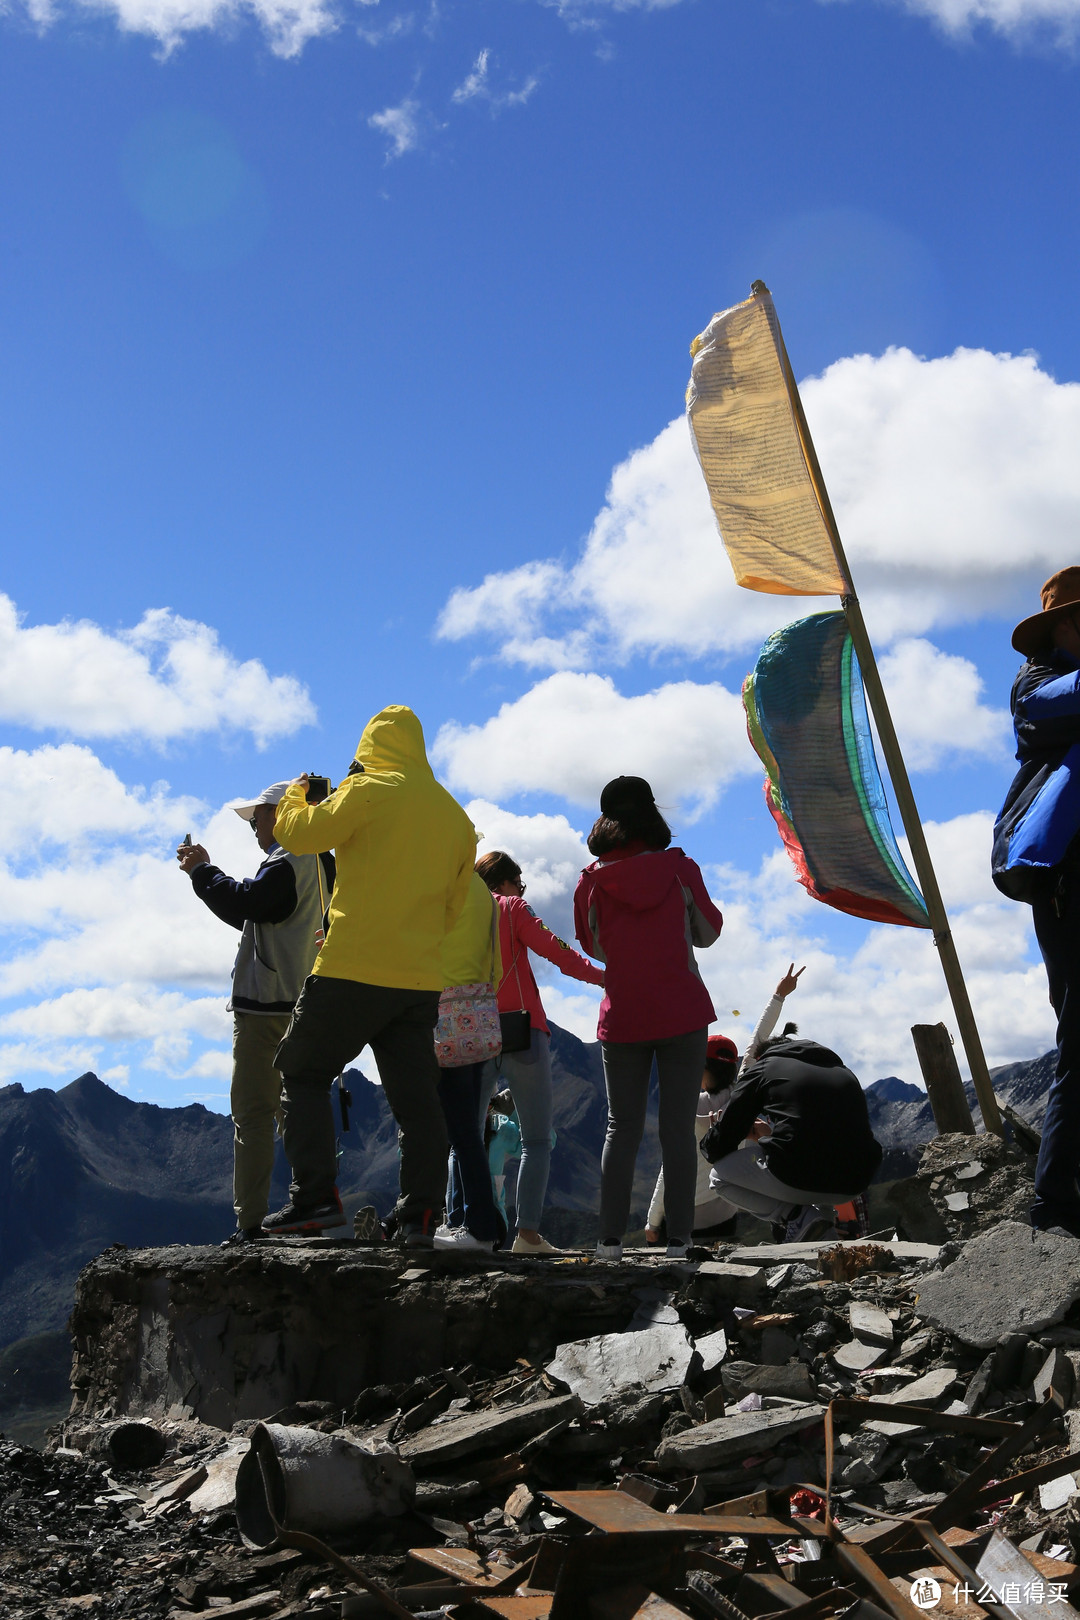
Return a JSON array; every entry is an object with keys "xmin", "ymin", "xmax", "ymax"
[{"xmin": 687, "ymin": 289, "xmax": 850, "ymax": 597}]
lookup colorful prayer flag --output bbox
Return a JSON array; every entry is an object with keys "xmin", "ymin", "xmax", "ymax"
[{"xmin": 743, "ymin": 611, "xmax": 929, "ymax": 928}]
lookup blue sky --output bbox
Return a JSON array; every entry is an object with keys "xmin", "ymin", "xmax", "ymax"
[{"xmin": 2, "ymin": 0, "xmax": 1079, "ymax": 1106}]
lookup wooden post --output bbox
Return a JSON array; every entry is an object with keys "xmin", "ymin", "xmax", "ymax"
[
  {"xmin": 911, "ymin": 1023, "xmax": 976, "ymax": 1136},
  {"xmin": 762, "ymin": 287, "xmax": 1004, "ymax": 1137}
]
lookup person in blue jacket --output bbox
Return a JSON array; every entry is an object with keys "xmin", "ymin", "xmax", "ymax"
[{"xmin": 1000, "ymin": 569, "xmax": 1080, "ymax": 1238}]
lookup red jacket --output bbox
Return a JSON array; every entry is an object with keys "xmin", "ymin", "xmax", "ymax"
[
  {"xmin": 495, "ymin": 895, "xmax": 605, "ymax": 1035},
  {"xmin": 574, "ymin": 845, "xmax": 723, "ymax": 1043}
]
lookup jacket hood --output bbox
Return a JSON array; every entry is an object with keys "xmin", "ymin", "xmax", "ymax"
[
  {"xmin": 585, "ymin": 848, "xmax": 683, "ymax": 912},
  {"xmin": 354, "ymin": 706, "xmax": 432, "ymax": 776}
]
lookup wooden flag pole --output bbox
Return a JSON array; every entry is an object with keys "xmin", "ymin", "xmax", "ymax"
[{"xmin": 755, "ymin": 283, "xmax": 1003, "ymax": 1136}]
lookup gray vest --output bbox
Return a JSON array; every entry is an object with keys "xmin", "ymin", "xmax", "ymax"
[{"xmin": 229, "ymin": 847, "xmax": 329, "ymax": 1015}]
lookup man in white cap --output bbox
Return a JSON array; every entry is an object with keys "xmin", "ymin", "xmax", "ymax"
[{"xmin": 178, "ymin": 785, "xmax": 336, "ymax": 1243}]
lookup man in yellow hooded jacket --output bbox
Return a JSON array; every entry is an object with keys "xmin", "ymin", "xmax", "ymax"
[{"xmin": 267, "ymin": 705, "xmax": 477, "ymax": 1244}]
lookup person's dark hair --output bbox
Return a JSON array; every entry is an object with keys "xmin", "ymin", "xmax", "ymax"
[
  {"xmin": 756, "ymin": 1022, "xmax": 799, "ymax": 1056},
  {"xmin": 476, "ymin": 850, "xmax": 522, "ymax": 890},
  {"xmin": 704, "ymin": 1055, "xmax": 739, "ymax": 1087},
  {"xmin": 587, "ymin": 775, "xmax": 672, "ymax": 857}
]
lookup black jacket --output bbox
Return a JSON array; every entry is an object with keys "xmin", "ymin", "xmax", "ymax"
[{"xmin": 700, "ymin": 1037, "xmax": 882, "ymax": 1195}]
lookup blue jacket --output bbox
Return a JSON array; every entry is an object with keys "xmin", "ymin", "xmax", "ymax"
[{"xmin": 993, "ymin": 651, "xmax": 1080, "ymax": 901}]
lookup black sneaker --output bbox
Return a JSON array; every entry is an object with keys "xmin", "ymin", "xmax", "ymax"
[
  {"xmin": 220, "ymin": 1226, "xmax": 267, "ymax": 1247},
  {"xmin": 263, "ymin": 1191, "xmax": 345, "ymax": 1235},
  {"xmin": 397, "ymin": 1207, "xmax": 438, "ymax": 1249}
]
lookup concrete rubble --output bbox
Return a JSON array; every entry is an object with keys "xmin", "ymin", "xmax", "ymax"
[{"xmin": 9, "ymin": 1139, "xmax": 1080, "ymax": 1620}]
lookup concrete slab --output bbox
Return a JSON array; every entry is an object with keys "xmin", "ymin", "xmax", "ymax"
[
  {"xmin": 398, "ymin": 1394, "xmax": 581, "ymax": 1467},
  {"xmin": 849, "ymin": 1302, "xmax": 894, "ymax": 1347},
  {"xmin": 912, "ymin": 1222, "xmax": 1080, "ymax": 1349},
  {"xmin": 547, "ymin": 1323, "xmax": 696, "ymax": 1407},
  {"xmin": 655, "ymin": 1400, "xmax": 824, "ymax": 1473}
]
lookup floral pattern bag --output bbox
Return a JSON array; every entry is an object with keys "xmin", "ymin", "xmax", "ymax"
[{"xmin": 434, "ymin": 896, "xmax": 503, "ymax": 1068}]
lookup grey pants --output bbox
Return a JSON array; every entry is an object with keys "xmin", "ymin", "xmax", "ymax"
[
  {"xmin": 599, "ymin": 1027, "xmax": 708, "ymax": 1246},
  {"xmin": 709, "ymin": 1145, "xmax": 858, "ymax": 1222},
  {"xmin": 275, "ymin": 974, "xmax": 447, "ymax": 1225}
]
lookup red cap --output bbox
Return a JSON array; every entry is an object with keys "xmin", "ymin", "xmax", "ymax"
[{"xmin": 707, "ymin": 1034, "xmax": 738, "ymax": 1064}]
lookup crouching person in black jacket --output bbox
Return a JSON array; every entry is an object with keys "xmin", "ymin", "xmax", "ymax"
[
  {"xmin": 700, "ymin": 1035, "xmax": 881, "ymax": 1244},
  {"xmin": 178, "ymin": 784, "xmax": 336, "ymax": 1244}
]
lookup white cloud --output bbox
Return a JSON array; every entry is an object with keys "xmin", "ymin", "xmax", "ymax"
[
  {"xmin": 368, "ymin": 97, "xmax": 424, "ymax": 158},
  {"xmin": 0, "ymin": 743, "xmax": 204, "ymax": 855},
  {"xmin": 0, "ymin": 596, "xmax": 314, "ymax": 746},
  {"xmin": 438, "ymin": 347, "xmax": 1080, "ymax": 668},
  {"xmin": 836, "ymin": 0, "xmax": 1080, "ymax": 47},
  {"xmin": 451, "ymin": 48, "xmax": 540, "ymax": 108},
  {"xmin": 878, "ymin": 640, "xmax": 1010, "ymax": 770},
  {"xmin": 29, "ymin": 0, "xmax": 338, "ymax": 56},
  {"xmin": 435, "ymin": 671, "xmax": 755, "ymax": 815}
]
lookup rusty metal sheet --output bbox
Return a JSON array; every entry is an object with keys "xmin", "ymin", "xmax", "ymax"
[
  {"xmin": 476, "ymin": 1597, "xmax": 554, "ymax": 1620},
  {"xmin": 545, "ymin": 1490, "xmax": 809, "ymax": 1538},
  {"xmin": 409, "ymin": 1547, "xmax": 528, "ymax": 1587}
]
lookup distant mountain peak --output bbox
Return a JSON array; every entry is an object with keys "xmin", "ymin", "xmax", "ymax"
[
  {"xmin": 0, "ymin": 1083, "xmax": 25, "ymax": 1098},
  {"xmin": 866, "ymin": 1075, "xmax": 924, "ymax": 1103}
]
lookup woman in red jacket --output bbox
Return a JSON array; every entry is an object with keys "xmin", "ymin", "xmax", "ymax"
[
  {"xmin": 574, "ymin": 776, "xmax": 724, "ymax": 1260},
  {"xmin": 477, "ymin": 850, "xmax": 605, "ymax": 1256}
]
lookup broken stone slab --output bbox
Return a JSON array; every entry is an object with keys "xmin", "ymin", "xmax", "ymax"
[
  {"xmin": 187, "ymin": 1441, "xmax": 249, "ymax": 1514},
  {"xmin": 1039, "ymin": 1474, "xmax": 1080, "ymax": 1513},
  {"xmin": 397, "ymin": 1394, "xmax": 581, "ymax": 1468},
  {"xmin": 695, "ymin": 1329, "xmax": 727, "ymax": 1374},
  {"xmin": 689, "ymin": 1262, "xmax": 767, "ymax": 1308},
  {"xmin": 721, "ymin": 1360, "xmax": 815, "ymax": 1402},
  {"xmin": 865, "ymin": 1367, "xmax": 960, "ymax": 1435},
  {"xmin": 833, "ymin": 1340, "xmax": 887, "ymax": 1373},
  {"xmin": 547, "ymin": 1322, "xmax": 695, "ymax": 1406},
  {"xmin": 912, "ymin": 1222, "xmax": 1080, "ymax": 1349},
  {"xmin": 1034, "ymin": 1347, "xmax": 1076, "ymax": 1407},
  {"xmin": 849, "ymin": 1302, "xmax": 894, "ymax": 1347},
  {"xmin": 655, "ymin": 1400, "xmax": 824, "ymax": 1473},
  {"xmin": 144, "ymin": 1464, "xmax": 208, "ymax": 1510}
]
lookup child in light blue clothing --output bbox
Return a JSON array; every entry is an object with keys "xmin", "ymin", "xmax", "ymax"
[{"xmin": 486, "ymin": 1091, "xmax": 556, "ymax": 1221}]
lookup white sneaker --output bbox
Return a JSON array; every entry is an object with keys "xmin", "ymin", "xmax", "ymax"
[
  {"xmin": 511, "ymin": 1233, "xmax": 561, "ymax": 1255},
  {"xmin": 434, "ymin": 1227, "xmax": 494, "ymax": 1252},
  {"xmin": 665, "ymin": 1242, "xmax": 689, "ymax": 1259},
  {"xmin": 595, "ymin": 1241, "xmax": 623, "ymax": 1261}
]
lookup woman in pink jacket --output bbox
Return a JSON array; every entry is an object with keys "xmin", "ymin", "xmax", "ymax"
[
  {"xmin": 477, "ymin": 850, "xmax": 605, "ymax": 1255},
  {"xmin": 574, "ymin": 776, "xmax": 724, "ymax": 1260}
]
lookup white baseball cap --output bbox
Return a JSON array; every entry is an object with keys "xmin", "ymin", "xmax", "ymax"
[{"xmin": 232, "ymin": 782, "xmax": 292, "ymax": 820}]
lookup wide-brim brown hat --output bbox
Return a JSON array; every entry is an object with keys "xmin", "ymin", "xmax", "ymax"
[{"xmin": 1013, "ymin": 568, "xmax": 1080, "ymax": 656}]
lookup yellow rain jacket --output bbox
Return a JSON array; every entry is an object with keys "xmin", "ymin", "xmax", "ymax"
[
  {"xmin": 442, "ymin": 871, "xmax": 502, "ymax": 989},
  {"xmin": 274, "ymin": 705, "xmax": 477, "ymax": 991}
]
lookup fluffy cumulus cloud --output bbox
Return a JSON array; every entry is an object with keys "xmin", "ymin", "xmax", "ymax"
[
  {"xmin": 0, "ymin": 596, "xmax": 314, "ymax": 746},
  {"xmin": 20, "ymin": 0, "xmax": 337, "ymax": 56},
  {"xmin": 877, "ymin": 640, "xmax": 1010, "ymax": 770},
  {"xmin": 840, "ymin": 0, "xmax": 1080, "ymax": 47},
  {"xmin": 439, "ymin": 347, "xmax": 1080, "ymax": 668},
  {"xmin": 434, "ymin": 671, "xmax": 756, "ymax": 816},
  {"xmin": 0, "ymin": 757, "xmax": 262, "ymax": 1091}
]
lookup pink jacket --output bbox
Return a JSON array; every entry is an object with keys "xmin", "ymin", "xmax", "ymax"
[
  {"xmin": 574, "ymin": 844, "xmax": 723, "ymax": 1043},
  {"xmin": 495, "ymin": 895, "xmax": 605, "ymax": 1035}
]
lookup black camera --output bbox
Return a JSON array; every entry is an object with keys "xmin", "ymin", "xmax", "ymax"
[{"xmin": 306, "ymin": 775, "xmax": 331, "ymax": 804}]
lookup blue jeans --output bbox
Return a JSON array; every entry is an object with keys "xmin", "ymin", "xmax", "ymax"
[
  {"xmin": 1032, "ymin": 880, "xmax": 1080, "ymax": 1234},
  {"xmin": 481, "ymin": 1030, "xmax": 553, "ymax": 1229},
  {"xmin": 437, "ymin": 1062, "xmax": 504, "ymax": 1243}
]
